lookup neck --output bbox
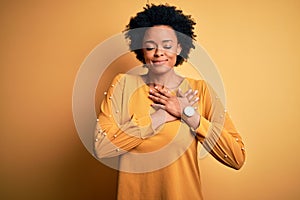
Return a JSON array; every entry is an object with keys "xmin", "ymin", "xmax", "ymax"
[{"xmin": 145, "ymin": 69, "xmax": 182, "ymax": 89}]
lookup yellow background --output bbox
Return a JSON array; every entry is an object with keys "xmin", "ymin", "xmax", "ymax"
[{"xmin": 1, "ymin": 0, "xmax": 300, "ymax": 199}]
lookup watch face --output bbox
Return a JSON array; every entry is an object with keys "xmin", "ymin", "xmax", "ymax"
[{"xmin": 184, "ymin": 106, "xmax": 195, "ymax": 117}]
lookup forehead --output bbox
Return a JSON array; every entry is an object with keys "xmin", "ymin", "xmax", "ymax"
[{"xmin": 143, "ymin": 25, "xmax": 178, "ymax": 42}]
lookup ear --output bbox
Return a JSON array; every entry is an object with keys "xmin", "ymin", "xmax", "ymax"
[{"xmin": 176, "ymin": 43, "xmax": 182, "ymax": 55}]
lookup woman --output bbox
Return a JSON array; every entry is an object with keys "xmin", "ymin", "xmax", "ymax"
[{"xmin": 94, "ymin": 4, "xmax": 245, "ymax": 200}]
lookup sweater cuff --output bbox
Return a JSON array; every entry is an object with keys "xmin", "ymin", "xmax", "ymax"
[{"xmin": 193, "ymin": 116, "xmax": 211, "ymax": 140}]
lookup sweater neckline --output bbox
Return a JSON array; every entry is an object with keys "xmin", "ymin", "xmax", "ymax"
[{"xmin": 137, "ymin": 74, "xmax": 187, "ymax": 92}]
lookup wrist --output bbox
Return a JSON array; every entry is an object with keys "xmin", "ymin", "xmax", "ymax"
[
  {"xmin": 183, "ymin": 106, "xmax": 195, "ymax": 118},
  {"xmin": 181, "ymin": 106, "xmax": 200, "ymax": 130},
  {"xmin": 150, "ymin": 109, "xmax": 167, "ymax": 130}
]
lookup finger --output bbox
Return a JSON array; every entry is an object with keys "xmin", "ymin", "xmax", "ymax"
[
  {"xmin": 189, "ymin": 90, "xmax": 198, "ymax": 97},
  {"xmin": 184, "ymin": 89, "xmax": 193, "ymax": 97},
  {"xmin": 148, "ymin": 94, "xmax": 167, "ymax": 105},
  {"xmin": 159, "ymin": 88, "xmax": 172, "ymax": 98},
  {"xmin": 190, "ymin": 96, "xmax": 199, "ymax": 105},
  {"xmin": 186, "ymin": 93, "xmax": 195, "ymax": 101},
  {"xmin": 149, "ymin": 89, "xmax": 169, "ymax": 101},
  {"xmin": 186, "ymin": 90, "xmax": 198, "ymax": 101},
  {"xmin": 177, "ymin": 88, "xmax": 185, "ymax": 97},
  {"xmin": 150, "ymin": 86, "xmax": 160, "ymax": 94},
  {"xmin": 151, "ymin": 103, "xmax": 165, "ymax": 110}
]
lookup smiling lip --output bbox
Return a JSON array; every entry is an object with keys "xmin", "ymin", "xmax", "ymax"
[{"xmin": 152, "ymin": 60, "xmax": 168, "ymax": 65}]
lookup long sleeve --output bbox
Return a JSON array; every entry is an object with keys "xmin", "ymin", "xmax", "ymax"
[
  {"xmin": 93, "ymin": 74, "xmax": 155, "ymax": 159},
  {"xmin": 190, "ymin": 79, "xmax": 246, "ymax": 170}
]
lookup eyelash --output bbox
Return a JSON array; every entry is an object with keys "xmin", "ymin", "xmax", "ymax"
[
  {"xmin": 145, "ymin": 47, "xmax": 155, "ymax": 51},
  {"xmin": 145, "ymin": 46, "xmax": 172, "ymax": 51}
]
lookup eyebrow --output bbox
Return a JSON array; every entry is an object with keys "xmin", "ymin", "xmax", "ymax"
[{"xmin": 143, "ymin": 40, "xmax": 174, "ymax": 44}]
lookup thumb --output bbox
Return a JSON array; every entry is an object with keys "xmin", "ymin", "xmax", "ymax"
[
  {"xmin": 177, "ymin": 88, "xmax": 185, "ymax": 97},
  {"xmin": 151, "ymin": 103, "xmax": 165, "ymax": 110}
]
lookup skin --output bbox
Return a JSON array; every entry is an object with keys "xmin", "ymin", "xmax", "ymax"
[{"xmin": 141, "ymin": 25, "xmax": 201, "ymax": 130}]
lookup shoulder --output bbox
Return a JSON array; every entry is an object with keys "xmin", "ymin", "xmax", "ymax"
[
  {"xmin": 111, "ymin": 73, "xmax": 140, "ymax": 83},
  {"xmin": 110, "ymin": 73, "xmax": 143, "ymax": 90},
  {"xmin": 114, "ymin": 73, "xmax": 141, "ymax": 80},
  {"xmin": 184, "ymin": 77, "xmax": 213, "ymax": 98},
  {"xmin": 185, "ymin": 77, "xmax": 207, "ymax": 89}
]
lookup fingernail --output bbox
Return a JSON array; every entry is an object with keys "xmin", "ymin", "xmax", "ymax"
[{"xmin": 194, "ymin": 90, "xmax": 198, "ymax": 94}]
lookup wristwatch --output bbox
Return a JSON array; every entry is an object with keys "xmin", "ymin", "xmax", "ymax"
[{"xmin": 183, "ymin": 106, "xmax": 195, "ymax": 117}]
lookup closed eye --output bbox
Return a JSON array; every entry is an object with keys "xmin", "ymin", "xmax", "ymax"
[{"xmin": 145, "ymin": 47, "xmax": 155, "ymax": 51}]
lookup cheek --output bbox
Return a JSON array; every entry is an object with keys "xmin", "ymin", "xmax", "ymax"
[
  {"xmin": 165, "ymin": 48, "xmax": 177, "ymax": 57},
  {"xmin": 165, "ymin": 51, "xmax": 177, "ymax": 61},
  {"xmin": 142, "ymin": 51, "xmax": 153, "ymax": 61},
  {"xmin": 169, "ymin": 53, "xmax": 178, "ymax": 66}
]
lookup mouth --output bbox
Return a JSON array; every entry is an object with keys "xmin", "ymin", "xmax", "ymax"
[{"xmin": 151, "ymin": 59, "xmax": 168, "ymax": 65}]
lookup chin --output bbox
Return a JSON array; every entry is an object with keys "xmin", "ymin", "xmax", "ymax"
[{"xmin": 147, "ymin": 64, "xmax": 173, "ymax": 74}]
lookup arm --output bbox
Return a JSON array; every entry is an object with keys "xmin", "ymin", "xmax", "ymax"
[
  {"xmin": 148, "ymin": 80, "xmax": 245, "ymax": 170},
  {"xmin": 93, "ymin": 74, "xmax": 155, "ymax": 159},
  {"xmin": 192, "ymin": 80, "xmax": 246, "ymax": 170}
]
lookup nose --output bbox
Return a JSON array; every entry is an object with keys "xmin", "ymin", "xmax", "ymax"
[{"xmin": 154, "ymin": 47, "xmax": 164, "ymax": 57}]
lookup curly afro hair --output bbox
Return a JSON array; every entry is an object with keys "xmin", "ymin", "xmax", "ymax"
[{"xmin": 124, "ymin": 4, "xmax": 196, "ymax": 66}]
